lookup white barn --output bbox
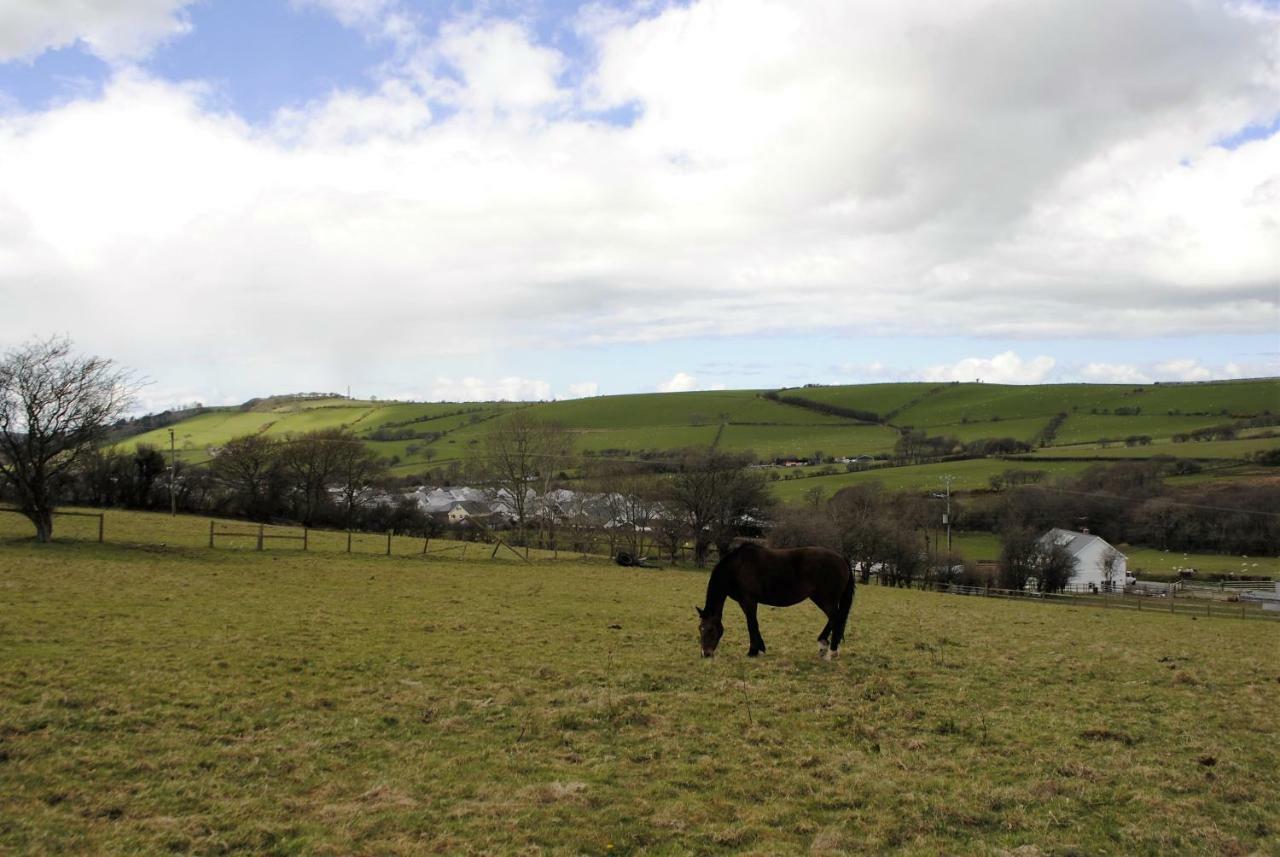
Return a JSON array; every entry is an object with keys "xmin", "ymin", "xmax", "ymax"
[{"xmin": 1039, "ymin": 528, "xmax": 1130, "ymax": 592}]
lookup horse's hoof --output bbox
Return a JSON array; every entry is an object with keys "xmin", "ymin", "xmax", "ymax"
[
  {"xmin": 823, "ymin": 648, "xmax": 840, "ymax": 661},
  {"xmin": 747, "ymin": 650, "xmax": 760, "ymax": 658},
  {"xmin": 818, "ymin": 641, "xmax": 830, "ymax": 658}
]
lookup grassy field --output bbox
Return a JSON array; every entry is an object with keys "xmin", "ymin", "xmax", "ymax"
[
  {"xmin": 2, "ymin": 531, "xmax": 1278, "ymax": 856},
  {"xmin": 1025, "ymin": 436, "xmax": 1280, "ymax": 461},
  {"xmin": 769, "ymin": 459, "xmax": 1097, "ymax": 503}
]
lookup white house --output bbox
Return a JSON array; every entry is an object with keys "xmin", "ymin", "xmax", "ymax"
[{"xmin": 1039, "ymin": 528, "xmax": 1130, "ymax": 592}]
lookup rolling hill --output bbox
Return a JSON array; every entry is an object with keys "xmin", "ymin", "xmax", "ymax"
[{"xmin": 118, "ymin": 378, "xmax": 1280, "ymax": 492}]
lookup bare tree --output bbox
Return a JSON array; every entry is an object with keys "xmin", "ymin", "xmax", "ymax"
[
  {"xmin": 1098, "ymin": 547, "xmax": 1124, "ymax": 593},
  {"xmin": 333, "ymin": 438, "xmax": 388, "ymax": 531},
  {"xmin": 210, "ymin": 434, "xmax": 282, "ymax": 521},
  {"xmin": 473, "ymin": 411, "xmax": 572, "ymax": 546},
  {"xmin": 666, "ymin": 448, "xmax": 769, "ymax": 566},
  {"xmin": 277, "ymin": 428, "xmax": 354, "ymax": 526},
  {"xmin": 0, "ymin": 337, "xmax": 137, "ymax": 541}
]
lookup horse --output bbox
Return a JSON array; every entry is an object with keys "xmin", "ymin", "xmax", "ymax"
[{"xmin": 696, "ymin": 542, "xmax": 855, "ymax": 659}]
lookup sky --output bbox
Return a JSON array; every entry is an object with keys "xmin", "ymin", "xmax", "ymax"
[{"xmin": 0, "ymin": 0, "xmax": 1278, "ymax": 412}]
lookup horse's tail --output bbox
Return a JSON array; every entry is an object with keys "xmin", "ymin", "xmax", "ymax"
[{"xmin": 831, "ymin": 562, "xmax": 857, "ymax": 652}]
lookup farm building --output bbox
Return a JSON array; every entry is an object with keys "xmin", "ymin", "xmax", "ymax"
[{"xmin": 1039, "ymin": 528, "xmax": 1130, "ymax": 592}]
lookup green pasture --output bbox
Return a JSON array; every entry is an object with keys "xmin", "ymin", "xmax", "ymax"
[
  {"xmin": 769, "ymin": 458, "xmax": 1095, "ymax": 503},
  {"xmin": 716, "ymin": 423, "xmax": 899, "ymax": 460},
  {"xmin": 920, "ymin": 416, "xmax": 1050, "ymax": 444},
  {"xmin": 1025, "ymin": 436, "xmax": 1280, "ymax": 461},
  {"xmin": 525, "ymin": 390, "xmax": 852, "ymax": 428},
  {"xmin": 1051, "ymin": 413, "xmax": 1247, "ymax": 445},
  {"xmin": 2, "ymin": 529, "xmax": 1278, "ymax": 855}
]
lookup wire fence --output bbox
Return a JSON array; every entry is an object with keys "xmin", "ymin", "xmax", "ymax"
[{"xmin": 935, "ymin": 582, "xmax": 1280, "ymax": 622}]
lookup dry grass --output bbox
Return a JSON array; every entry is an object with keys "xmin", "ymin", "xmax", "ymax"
[{"xmin": 1, "ymin": 527, "xmax": 1278, "ymax": 855}]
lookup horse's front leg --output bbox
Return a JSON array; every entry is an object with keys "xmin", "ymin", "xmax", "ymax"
[{"xmin": 741, "ymin": 600, "xmax": 766, "ymax": 656}]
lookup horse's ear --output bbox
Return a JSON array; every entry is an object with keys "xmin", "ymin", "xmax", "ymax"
[{"xmin": 695, "ymin": 606, "xmax": 705, "ymax": 618}]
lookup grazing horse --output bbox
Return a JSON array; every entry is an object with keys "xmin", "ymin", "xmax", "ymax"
[{"xmin": 696, "ymin": 542, "xmax": 855, "ymax": 659}]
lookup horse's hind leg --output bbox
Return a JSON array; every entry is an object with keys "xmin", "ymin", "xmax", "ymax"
[
  {"xmin": 742, "ymin": 600, "xmax": 766, "ymax": 657},
  {"xmin": 817, "ymin": 619, "xmax": 832, "ymax": 658},
  {"xmin": 828, "ymin": 576, "xmax": 856, "ymax": 659}
]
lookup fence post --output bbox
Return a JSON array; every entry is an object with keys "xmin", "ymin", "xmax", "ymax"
[
  {"xmin": 422, "ymin": 537, "xmax": 429, "ymax": 555},
  {"xmin": 257, "ymin": 524, "xmax": 264, "ymax": 551},
  {"xmin": 386, "ymin": 530, "xmax": 392, "ymax": 556},
  {"xmin": 303, "ymin": 528, "xmax": 308, "ymax": 552},
  {"xmin": 347, "ymin": 530, "xmax": 352, "ymax": 553},
  {"xmin": 97, "ymin": 514, "xmax": 104, "ymax": 544},
  {"xmin": 209, "ymin": 520, "xmax": 215, "ymax": 549}
]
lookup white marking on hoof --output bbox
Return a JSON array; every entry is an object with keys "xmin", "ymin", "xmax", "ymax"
[
  {"xmin": 818, "ymin": 640, "xmax": 829, "ymax": 658},
  {"xmin": 827, "ymin": 648, "xmax": 840, "ymax": 661}
]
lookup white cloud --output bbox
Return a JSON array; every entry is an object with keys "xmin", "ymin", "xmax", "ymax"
[
  {"xmin": 924, "ymin": 352, "xmax": 1057, "ymax": 384},
  {"xmin": 418, "ymin": 19, "xmax": 568, "ymax": 115},
  {"xmin": 0, "ymin": 1, "xmax": 1277, "ymax": 400},
  {"xmin": 427, "ymin": 376, "xmax": 551, "ymax": 402},
  {"xmin": 1074, "ymin": 358, "xmax": 1259, "ymax": 384},
  {"xmin": 563, "ymin": 381, "xmax": 600, "ymax": 399},
  {"xmin": 0, "ymin": 0, "xmax": 196, "ymax": 63},
  {"xmin": 656, "ymin": 372, "xmax": 699, "ymax": 393},
  {"xmin": 1079, "ymin": 363, "xmax": 1153, "ymax": 384}
]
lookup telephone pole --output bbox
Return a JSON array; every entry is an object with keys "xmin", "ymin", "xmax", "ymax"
[
  {"xmin": 168, "ymin": 428, "xmax": 177, "ymax": 517},
  {"xmin": 940, "ymin": 474, "xmax": 955, "ymax": 571}
]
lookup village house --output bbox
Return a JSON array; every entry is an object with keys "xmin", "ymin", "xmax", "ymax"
[
  {"xmin": 1039, "ymin": 528, "xmax": 1131, "ymax": 592},
  {"xmin": 447, "ymin": 500, "xmax": 492, "ymax": 525}
]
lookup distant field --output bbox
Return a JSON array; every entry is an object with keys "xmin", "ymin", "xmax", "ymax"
[
  {"xmin": 2, "ymin": 533, "xmax": 1277, "ymax": 855},
  {"xmin": 768, "ymin": 458, "xmax": 1096, "ymax": 502},
  {"xmin": 1025, "ymin": 436, "xmax": 1280, "ymax": 460},
  {"xmin": 1051, "ymin": 413, "xmax": 1248, "ymax": 445},
  {"xmin": 717, "ymin": 423, "xmax": 899, "ymax": 459},
  {"xmin": 792, "ymin": 380, "xmax": 1279, "ymax": 429}
]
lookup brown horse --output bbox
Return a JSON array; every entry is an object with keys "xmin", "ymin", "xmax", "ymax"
[{"xmin": 696, "ymin": 542, "xmax": 855, "ymax": 659}]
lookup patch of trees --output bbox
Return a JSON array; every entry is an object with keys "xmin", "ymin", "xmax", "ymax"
[
  {"xmin": 761, "ymin": 390, "xmax": 881, "ymax": 423},
  {"xmin": 1033, "ymin": 412, "xmax": 1068, "ymax": 447},
  {"xmin": 996, "ymin": 527, "xmax": 1075, "ymax": 593},
  {"xmin": 962, "ymin": 460, "xmax": 1280, "ymax": 556},
  {"xmin": 665, "ymin": 448, "xmax": 770, "ymax": 566},
  {"xmin": 987, "ymin": 468, "xmax": 1048, "ymax": 491},
  {"xmin": 367, "ymin": 427, "xmax": 443, "ymax": 442},
  {"xmin": 892, "ymin": 430, "xmax": 1033, "ymax": 462},
  {"xmin": 963, "ymin": 437, "xmax": 1032, "ymax": 456},
  {"xmin": 769, "ymin": 482, "xmax": 958, "ymax": 589}
]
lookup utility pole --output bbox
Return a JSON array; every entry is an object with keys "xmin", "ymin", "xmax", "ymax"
[
  {"xmin": 940, "ymin": 474, "xmax": 954, "ymax": 572},
  {"xmin": 168, "ymin": 428, "xmax": 177, "ymax": 517}
]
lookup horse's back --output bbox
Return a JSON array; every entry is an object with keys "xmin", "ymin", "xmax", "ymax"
[{"xmin": 734, "ymin": 544, "xmax": 849, "ymax": 605}]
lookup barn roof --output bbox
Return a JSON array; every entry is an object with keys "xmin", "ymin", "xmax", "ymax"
[{"xmin": 1039, "ymin": 528, "xmax": 1126, "ymax": 558}]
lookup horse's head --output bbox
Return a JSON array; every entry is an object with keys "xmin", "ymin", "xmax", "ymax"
[{"xmin": 695, "ymin": 606, "xmax": 723, "ymax": 657}]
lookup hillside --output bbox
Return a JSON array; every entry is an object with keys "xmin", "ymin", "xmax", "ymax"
[{"xmin": 119, "ymin": 378, "xmax": 1280, "ymax": 489}]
